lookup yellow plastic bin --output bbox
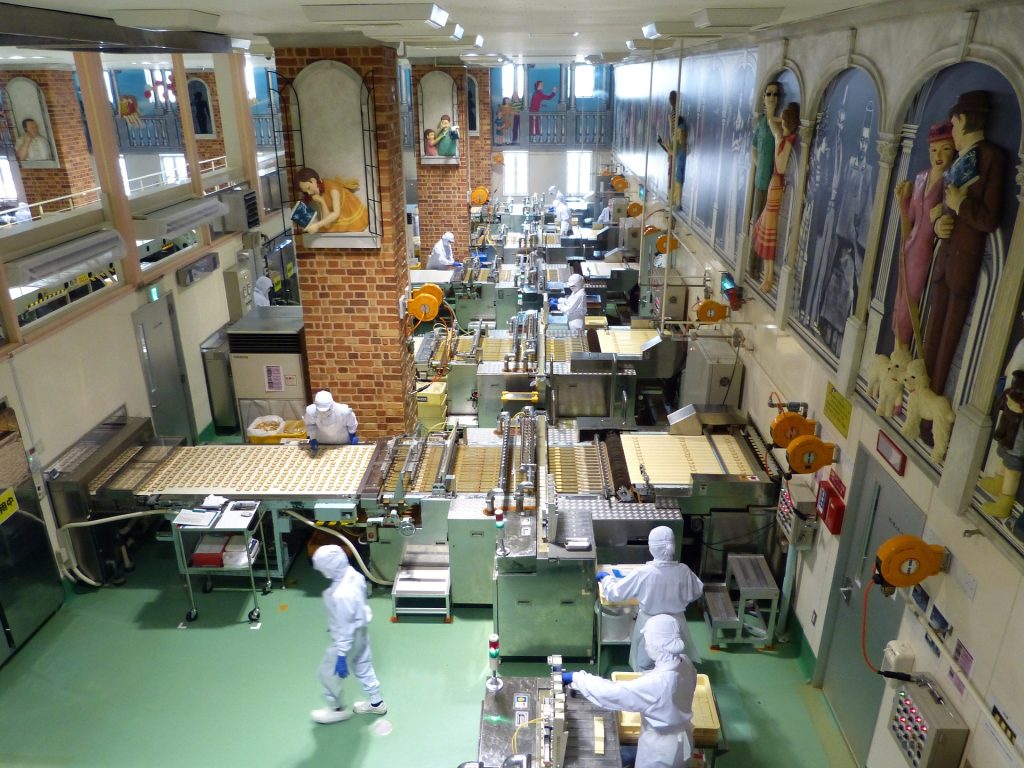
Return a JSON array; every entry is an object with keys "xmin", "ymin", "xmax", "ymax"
[
  {"xmin": 610, "ymin": 672, "xmax": 719, "ymax": 747},
  {"xmin": 247, "ymin": 417, "xmax": 307, "ymax": 444}
]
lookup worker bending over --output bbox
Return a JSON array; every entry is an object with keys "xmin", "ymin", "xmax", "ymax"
[
  {"xmin": 599, "ymin": 526, "xmax": 704, "ymax": 668},
  {"xmin": 310, "ymin": 545, "xmax": 387, "ymax": 723},
  {"xmin": 427, "ymin": 231, "xmax": 459, "ymax": 269},
  {"xmin": 564, "ymin": 614, "xmax": 697, "ymax": 767},
  {"xmin": 304, "ymin": 390, "xmax": 358, "ymax": 457}
]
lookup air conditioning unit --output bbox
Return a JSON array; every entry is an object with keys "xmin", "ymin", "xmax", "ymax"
[
  {"xmin": 5, "ymin": 229, "xmax": 126, "ymax": 288},
  {"xmin": 217, "ymin": 187, "xmax": 260, "ymax": 232},
  {"xmin": 133, "ymin": 197, "xmax": 229, "ymax": 240}
]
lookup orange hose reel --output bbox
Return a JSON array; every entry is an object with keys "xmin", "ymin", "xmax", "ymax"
[
  {"xmin": 786, "ymin": 434, "xmax": 836, "ymax": 474},
  {"xmin": 693, "ymin": 299, "xmax": 729, "ymax": 323},
  {"xmin": 770, "ymin": 411, "xmax": 817, "ymax": 449},
  {"xmin": 409, "ymin": 284, "xmax": 443, "ymax": 321},
  {"xmin": 611, "ymin": 175, "xmax": 629, "ymax": 192}
]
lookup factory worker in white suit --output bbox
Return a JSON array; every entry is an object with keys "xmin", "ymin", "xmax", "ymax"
[
  {"xmin": 554, "ymin": 192, "xmax": 573, "ymax": 236},
  {"xmin": 304, "ymin": 391, "xmax": 359, "ymax": 456},
  {"xmin": 253, "ymin": 275, "xmax": 273, "ymax": 307},
  {"xmin": 427, "ymin": 231, "xmax": 458, "ymax": 269},
  {"xmin": 565, "ymin": 614, "xmax": 696, "ymax": 768},
  {"xmin": 556, "ymin": 273, "xmax": 587, "ymax": 331},
  {"xmin": 599, "ymin": 525, "xmax": 704, "ymax": 668},
  {"xmin": 310, "ymin": 545, "xmax": 387, "ymax": 723}
]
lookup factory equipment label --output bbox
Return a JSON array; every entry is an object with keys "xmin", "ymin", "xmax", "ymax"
[
  {"xmin": 0, "ymin": 488, "xmax": 18, "ymax": 526},
  {"xmin": 264, "ymin": 365, "xmax": 284, "ymax": 392},
  {"xmin": 823, "ymin": 382, "xmax": 851, "ymax": 438}
]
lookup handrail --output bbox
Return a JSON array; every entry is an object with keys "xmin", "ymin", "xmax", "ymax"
[{"xmin": 1, "ymin": 158, "xmax": 227, "ymax": 227}]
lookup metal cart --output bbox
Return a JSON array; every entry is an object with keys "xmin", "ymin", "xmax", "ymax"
[{"xmin": 171, "ymin": 501, "xmax": 272, "ymax": 623}]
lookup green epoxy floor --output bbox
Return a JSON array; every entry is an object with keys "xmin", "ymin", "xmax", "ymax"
[{"xmin": 0, "ymin": 540, "xmax": 856, "ymax": 768}]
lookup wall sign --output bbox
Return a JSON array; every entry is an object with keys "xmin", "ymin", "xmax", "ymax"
[{"xmin": 876, "ymin": 430, "xmax": 907, "ymax": 475}]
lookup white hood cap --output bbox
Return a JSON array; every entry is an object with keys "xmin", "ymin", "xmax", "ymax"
[
  {"xmin": 642, "ymin": 613, "xmax": 686, "ymax": 659},
  {"xmin": 648, "ymin": 525, "xmax": 675, "ymax": 562},
  {"xmin": 312, "ymin": 544, "xmax": 349, "ymax": 579}
]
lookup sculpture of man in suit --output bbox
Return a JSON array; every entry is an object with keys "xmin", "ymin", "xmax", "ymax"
[{"xmin": 924, "ymin": 90, "xmax": 1005, "ymax": 394}]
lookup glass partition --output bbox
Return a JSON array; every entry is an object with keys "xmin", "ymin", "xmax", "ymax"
[{"xmin": 0, "ymin": 48, "xmax": 101, "ymax": 227}]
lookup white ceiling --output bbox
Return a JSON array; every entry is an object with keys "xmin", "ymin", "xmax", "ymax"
[{"xmin": 5, "ymin": 0, "xmax": 878, "ymax": 63}]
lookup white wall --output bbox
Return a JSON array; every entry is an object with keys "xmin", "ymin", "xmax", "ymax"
[{"xmin": 629, "ymin": 5, "xmax": 1024, "ymax": 765}]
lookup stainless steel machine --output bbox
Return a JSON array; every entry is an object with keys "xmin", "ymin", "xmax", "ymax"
[{"xmin": 44, "ymin": 407, "xmax": 183, "ymax": 584}]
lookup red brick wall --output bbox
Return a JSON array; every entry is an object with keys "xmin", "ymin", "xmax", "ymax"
[
  {"xmin": 0, "ymin": 69, "xmax": 98, "ymax": 212},
  {"xmin": 275, "ymin": 46, "xmax": 415, "ymax": 438},
  {"xmin": 412, "ymin": 65, "xmax": 494, "ymax": 265},
  {"xmin": 187, "ymin": 71, "xmax": 226, "ymax": 165}
]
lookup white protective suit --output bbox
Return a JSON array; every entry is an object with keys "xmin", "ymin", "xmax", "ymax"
[
  {"xmin": 572, "ymin": 614, "xmax": 696, "ymax": 768},
  {"xmin": 597, "ymin": 205, "xmax": 612, "ymax": 224},
  {"xmin": 554, "ymin": 194, "xmax": 573, "ymax": 236},
  {"xmin": 253, "ymin": 275, "xmax": 273, "ymax": 307},
  {"xmin": 557, "ymin": 273, "xmax": 587, "ymax": 331},
  {"xmin": 602, "ymin": 526, "xmax": 704, "ymax": 668},
  {"xmin": 427, "ymin": 232, "xmax": 457, "ymax": 269},
  {"xmin": 304, "ymin": 392, "xmax": 358, "ymax": 445},
  {"xmin": 312, "ymin": 545, "xmax": 381, "ymax": 709}
]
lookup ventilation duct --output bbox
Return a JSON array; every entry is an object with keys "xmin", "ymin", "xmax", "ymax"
[
  {"xmin": 6, "ymin": 229, "xmax": 125, "ymax": 289},
  {"xmin": 133, "ymin": 198, "xmax": 229, "ymax": 240}
]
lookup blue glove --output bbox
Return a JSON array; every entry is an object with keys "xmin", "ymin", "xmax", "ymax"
[
  {"xmin": 612, "ymin": 568, "xmax": 624, "ymax": 578},
  {"xmin": 334, "ymin": 655, "xmax": 348, "ymax": 678},
  {"xmin": 561, "ymin": 671, "xmax": 575, "ymax": 685},
  {"xmin": 349, "ymin": 433, "xmax": 359, "ymax": 445},
  {"xmin": 308, "ymin": 438, "xmax": 319, "ymax": 458},
  {"xmin": 596, "ymin": 570, "xmax": 610, "ymax": 582}
]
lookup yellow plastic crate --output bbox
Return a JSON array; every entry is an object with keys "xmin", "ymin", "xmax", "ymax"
[
  {"xmin": 416, "ymin": 381, "xmax": 447, "ymax": 407},
  {"xmin": 610, "ymin": 672, "xmax": 719, "ymax": 747}
]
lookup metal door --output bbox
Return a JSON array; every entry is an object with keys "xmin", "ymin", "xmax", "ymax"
[
  {"xmin": 821, "ymin": 449, "xmax": 924, "ymax": 765},
  {"xmin": 132, "ymin": 295, "xmax": 197, "ymax": 443}
]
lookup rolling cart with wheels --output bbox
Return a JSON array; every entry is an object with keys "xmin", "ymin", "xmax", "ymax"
[{"xmin": 171, "ymin": 501, "xmax": 271, "ymax": 624}]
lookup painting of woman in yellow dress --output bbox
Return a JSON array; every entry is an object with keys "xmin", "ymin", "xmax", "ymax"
[{"xmin": 295, "ymin": 168, "xmax": 369, "ymax": 234}]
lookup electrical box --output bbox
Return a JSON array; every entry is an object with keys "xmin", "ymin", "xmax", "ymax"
[
  {"xmin": 776, "ymin": 486, "xmax": 817, "ymax": 550},
  {"xmin": 888, "ymin": 675, "xmax": 968, "ymax": 768},
  {"xmin": 680, "ymin": 337, "xmax": 744, "ymax": 409},
  {"xmin": 223, "ymin": 258, "xmax": 254, "ymax": 322}
]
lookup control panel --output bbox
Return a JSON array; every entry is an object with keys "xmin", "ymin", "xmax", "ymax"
[
  {"xmin": 889, "ymin": 676, "xmax": 968, "ymax": 768},
  {"xmin": 776, "ymin": 487, "xmax": 817, "ymax": 550}
]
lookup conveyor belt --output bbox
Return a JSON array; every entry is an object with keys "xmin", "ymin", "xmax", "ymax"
[
  {"xmin": 453, "ymin": 445, "xmax": 503, "ymax": 493},
  {"xmin": 89, "ymin": 446, "xmax": 142, "ymax": 494},
  {"xmin": 711, "ymin": 433, "xmax": 756, "ymax": 475},
  {"xmin": 546, "ymin": 335, "xmax": 586, "ymax": 363},
  {"xmin": 481, "ymin": 338, "xmax": 513, "ymax": 362},
  {"xmin": 548, "ymin": 445, "xmax": 607, "ymax": 494},
  {"xmin": 381, "ymin": 444, "xmax": 443, "ymax": 494},
  {"xmin": 594, "ymin": 328, "xmax": 660, "ymax": 355},
  {"xmin": 134, "ymin": 444, "xmax": 375, "ymax": 497},
  {"xmin": 620, "ymin": 434, "xmax": 755, "ymax": 486}
]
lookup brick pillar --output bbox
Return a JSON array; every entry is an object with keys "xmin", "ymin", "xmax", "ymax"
[
  {"xmin": 275, "ymin": 46, "xmax": 415, "ymax": 439},
  {"xmin": 0, "ymin": 69, "xmax": 98, "ymax": 212},
  {"xmin": 413, "ymin": 65, "xmax": 496, "ymax": 264}
]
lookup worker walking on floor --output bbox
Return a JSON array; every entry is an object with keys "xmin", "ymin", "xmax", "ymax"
[
  {"xmin": 564, "ymin": 613, "xmax": 697, "ymax": 767},
  {"xmin": 310, "ymin": 544, "xmax": 387, "ymax": 724},
  {"xmin": 599, "ymin": 525, "xmax": 704, "ymax": 669}
]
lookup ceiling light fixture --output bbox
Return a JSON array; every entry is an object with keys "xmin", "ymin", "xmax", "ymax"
[
  {"xmin": 641, "ymin": 21, "xmax": 722, "ymax": 39},
  {"xmin": 691, "ymin": 7, "xmax": 784, "ymax": 28},
  {"xmin": 472, "ymin": 34, "xmax": 483, "ymax": 48},
  {"xmin": 111, "ymin": 9, "xmax": 221, "ymax": 31},
  {"xmin": 302, "ymin": 4, "xmax": 449, "ymax": 28},
  {"xmin": 449, "ymin": 24, "xmax": 464, "ymax": 41}
]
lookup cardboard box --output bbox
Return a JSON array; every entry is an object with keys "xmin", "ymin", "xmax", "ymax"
[{"xmin": 611, "ymin": 672, "xmax": 719, "ymax": 746}]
